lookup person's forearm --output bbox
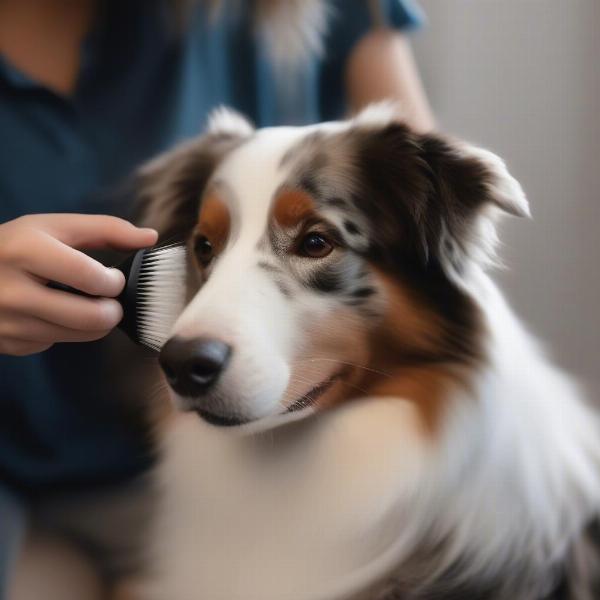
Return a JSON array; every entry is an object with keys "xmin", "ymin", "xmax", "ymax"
[{"xmin": 345, "ymin": 29, "xmax": 435, "ymax": 133}]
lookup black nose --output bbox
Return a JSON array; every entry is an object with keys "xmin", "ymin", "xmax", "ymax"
[{"xmin": 159, "ymin": 337, "xmax": 232, "ymax": 396}]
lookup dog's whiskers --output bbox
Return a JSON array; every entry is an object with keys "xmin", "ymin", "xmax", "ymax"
[
  {"xmin": 294, "ymin": 357, "xmax": 394, "ymax": 379},
  {"xmin": 287, "ymin": 371, "xmax": 371, "ymax": 401}
]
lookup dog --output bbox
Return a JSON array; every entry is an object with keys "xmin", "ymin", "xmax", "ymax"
[{"xmin": 133, "ymin": 105, "xmax": 600, "ymax": 600}]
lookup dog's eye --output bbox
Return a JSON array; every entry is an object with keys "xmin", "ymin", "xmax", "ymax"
[
  {"xmin": 298, "ymin": 233, "xmax": 333, "ymax": 258},
  {"xmin": 194, "ymin": 235, "xmax": 214, "ymax": 267}
]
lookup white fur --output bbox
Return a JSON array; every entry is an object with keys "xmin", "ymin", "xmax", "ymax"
[
  {"xmin": 459, "ymin": 144, "xmax": 530, "ymax": 218},
  {"xmin": 206, "ymin": 106, "xmax": 255, "ymax": 138},
  {"xmin": 351, "ymin": 100, "xmax": 407, "ymax": 129},
  {"xmin": 140, "ymin": 113, "xmax": 600, "ymax": 600}
]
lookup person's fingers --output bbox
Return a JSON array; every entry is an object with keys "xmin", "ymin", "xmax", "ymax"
[
  {"xmin": 0, "ymin": 338, "xmax": 52, "ymax": 357},
  {"xmin": 0, "ymin": 313, "xmax": 110, "ymax": 344},
  {"xmin": 1, "ymin": 279, "xmax": 123, "ymax": 332},
  {"xmin": 27, "ymin": 214, "xmax": 158, "ymax": 251},
  {"xmin": 19, "ymin": 233, "xmax": 126, "ymax": 297}
]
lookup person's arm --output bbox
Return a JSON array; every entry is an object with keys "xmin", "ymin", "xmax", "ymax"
[{"xmin": 345, "ymin": 28, "xmax": 435, "ymax": 133}]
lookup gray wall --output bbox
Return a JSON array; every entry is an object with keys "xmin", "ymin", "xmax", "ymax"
[{"xmin": 411, "ymin": 0, "xmax": 600, "ymax": 397}]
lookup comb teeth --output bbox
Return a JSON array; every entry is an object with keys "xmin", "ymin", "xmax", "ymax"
[{"xmin": 136, "ymin": 244, "xmax": 187, "ymax": 351}]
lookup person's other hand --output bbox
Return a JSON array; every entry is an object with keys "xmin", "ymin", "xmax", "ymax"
[{"xmin": 0, "ymin": 214, "xmax": 158, "ymax": 356}]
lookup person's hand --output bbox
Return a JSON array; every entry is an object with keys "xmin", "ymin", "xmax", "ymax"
[{"xmin": 0, "ymin": 214, "xmax": 158, "ymax": 356}]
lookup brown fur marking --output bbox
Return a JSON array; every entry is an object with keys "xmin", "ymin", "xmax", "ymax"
[
  {"xmin": 316, "ymin": 269, "xmax": 474, "ymax": 435},
  {"xmin": 272, "ymin": 188, "xmax": 316, "ymax": 229},
  {"xmin": 363, "ymin": 271, "xmax": 455, "ymax": 434},
  {"xmin": 195, "ymin": 192, "xmax": 231, "ymax": 255}
]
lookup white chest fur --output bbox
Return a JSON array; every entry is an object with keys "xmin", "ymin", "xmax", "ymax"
[{"xmin": 146, "ymin": 397, "xmax": 434, "ymax": 600}]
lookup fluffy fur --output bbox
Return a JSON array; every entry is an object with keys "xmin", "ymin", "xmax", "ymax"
[{"xmin": 133, "ymin": 105, "xmax": 600, "ymax": 600}]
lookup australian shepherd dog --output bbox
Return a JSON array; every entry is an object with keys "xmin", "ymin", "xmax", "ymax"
[{"xmin": 132, "ymin": 105, "xmax": 600, "ymax": 600}]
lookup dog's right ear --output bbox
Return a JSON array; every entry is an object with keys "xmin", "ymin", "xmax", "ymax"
[
  {"xmin": 352, "ymin": 120, "xmax": 528, "ymax": 277},
  {"xmin": 135, "ymin": 108, "xmax": 254, "ymax": 241}
]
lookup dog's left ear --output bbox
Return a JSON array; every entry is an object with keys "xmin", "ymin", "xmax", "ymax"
[
  {"xmin": 357, "ymin": 122, "xmax": 529, "ymax": 275},
  {"xmin": 134, "ymin": 107, "xmax": 254, "ymax": 241}
]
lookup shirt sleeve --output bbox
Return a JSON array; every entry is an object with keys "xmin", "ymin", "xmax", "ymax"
[
  {"xmin": 318, "ymin": 0, "xmax": 425, "ymax": 121},
  {"xmin": 380, "ymin": 0, "xmax": 425, "ymax": 31}
]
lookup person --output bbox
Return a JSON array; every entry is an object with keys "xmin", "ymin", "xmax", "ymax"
[{"xmin": 0, "ymin": 0, "xmax": 434, "ymax": 598}]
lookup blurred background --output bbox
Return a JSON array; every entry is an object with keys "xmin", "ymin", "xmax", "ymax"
[{"xmin": 413, "ymin": 0, "xmax": 600, "ymax": 398}]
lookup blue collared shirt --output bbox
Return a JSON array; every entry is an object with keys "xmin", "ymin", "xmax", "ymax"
[{"xmin": 0, "ymin": 0, "xmax": 423, "ymax": 495}]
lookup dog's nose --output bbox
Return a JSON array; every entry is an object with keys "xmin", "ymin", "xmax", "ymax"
[{"xmin": 159, "ymin": 337, "xmax": 232, "ymax": 396}]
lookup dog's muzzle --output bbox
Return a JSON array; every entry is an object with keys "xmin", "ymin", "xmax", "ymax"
[{"xmin": 159, "ymin": 336, "xmax": 249, "ymax": 426}]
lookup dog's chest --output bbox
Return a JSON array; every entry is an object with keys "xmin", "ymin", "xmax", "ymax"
[{"xmin": 150, "ymin": 398, "xmax": 429, "ymax": 600}]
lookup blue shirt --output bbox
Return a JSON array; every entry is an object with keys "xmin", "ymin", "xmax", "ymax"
[{"xmin": 0, "ymin": 0, "xmax": 423, "ymax": 496}]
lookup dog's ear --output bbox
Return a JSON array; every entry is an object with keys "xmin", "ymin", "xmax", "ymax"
[
  {"xmin": 135, "ymin": 108, "xmax": 254, "ymax": 241},
  {"xmin": 356, "ymin": 122, "xmax": 529, "ymax": 276}
]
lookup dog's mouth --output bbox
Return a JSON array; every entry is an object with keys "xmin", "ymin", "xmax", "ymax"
[
  {"xmin": 286, "ymin": 366, "xmax": 351, "ymax": 414},
  {"xmin": 190, "ymin": 365, "xmax": 351, "ymax": 428},
  {"xmin": 194, "ymin": 409, "xmax": 250, "ymax": 427}
]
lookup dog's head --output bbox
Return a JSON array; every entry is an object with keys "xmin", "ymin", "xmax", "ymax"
[{"xmin": 138, "ymin": 105, "xmax": 528, "ymax": 430}]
